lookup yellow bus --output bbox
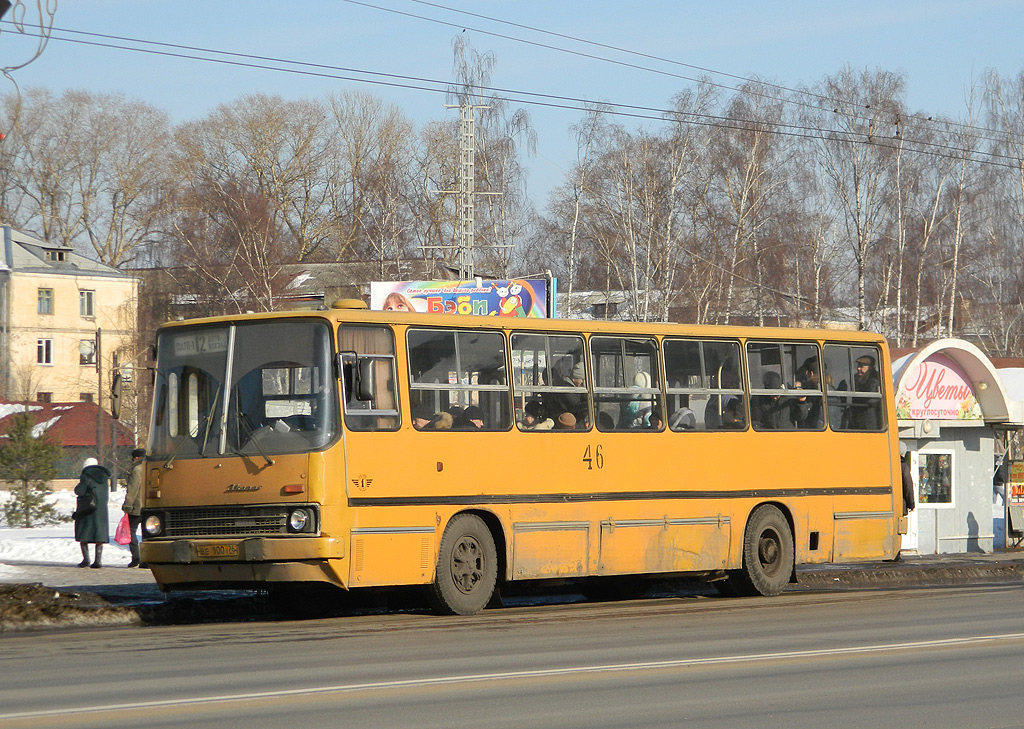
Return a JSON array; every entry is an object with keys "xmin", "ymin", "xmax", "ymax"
[{"xmin": 140, "ymin": 301, "xmax": 904, "ymax": 614}]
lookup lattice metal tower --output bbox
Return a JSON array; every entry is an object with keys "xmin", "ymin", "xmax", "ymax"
[
  {"xmin": 426, "ymin": 103, "xmax": 504, "ymax": 279},
  {"xmin": 455, "ymin": 104, "xmax": 479, "ymax": 279}
]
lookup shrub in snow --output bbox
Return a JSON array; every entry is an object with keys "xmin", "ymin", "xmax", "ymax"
[{"xmin": 0, "ymin": 412, "xmax": 65, "ymax": 527}]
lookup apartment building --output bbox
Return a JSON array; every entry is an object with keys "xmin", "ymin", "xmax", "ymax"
[{"xmin": 0, "ymin": 225, "xmax": 139, "ymax": 407}]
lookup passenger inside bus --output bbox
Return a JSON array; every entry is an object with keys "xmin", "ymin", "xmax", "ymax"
[
  {"xmin": 621, "ymin": 371, "xmax": 654, "ymax": 428},
  {"xmin": 751, "ymin": 371, "xmax": 791, "ymax": 429},
  {"xmin": 545, "ymin": 361, "xmax": 589, "ymax": 424},
  {"xmin": 721, "ymin": 398, "xmax": 745, "ymax": 428},
  {"xmin": 669, "ymin": 407, "xmax": 696, "ymax": 430},
  {"xmin": 458, "ymin": 405, "xmax": 486, "ymax": 429},
  {"xmin": 793, "ymin": 357, "xmax": 823, "ymax": 429},
  {"xmin": 848, "ymin": 355, "xmax": 882, "ymax": 429},
  {"xmin": 411, "ymin": 404, "xmax": 433, "ymax": 429},
  {"xmin": 521, "ymin": 401, "xmax": 554, "ymax": 431},
  {"xmin": 554, "ymin": 412, "xmax": 577, "ymax": 429}
]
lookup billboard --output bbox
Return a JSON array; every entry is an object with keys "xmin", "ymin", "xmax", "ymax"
[{"xmin": 370, "ymin": 279, "xmax": 550, "ymax": 318}]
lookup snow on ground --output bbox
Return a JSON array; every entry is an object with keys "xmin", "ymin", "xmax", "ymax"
[{"xmin": 0, "ymin": 488, "xmax": 135, "ymax": 576}]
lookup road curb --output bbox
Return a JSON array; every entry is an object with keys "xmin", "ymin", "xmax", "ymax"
[{"xmin": 798, "ymin": 562, "xmax": 1024, "ymax": 589}]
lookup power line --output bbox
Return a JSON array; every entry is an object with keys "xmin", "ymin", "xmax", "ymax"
[
  {"xmin": 358, "ymin": 0, "xmax": 1007, "ymax": 145},
  {"xmin": 3, "ymin": 21, "xmax": 1020, "ymax": 171}
]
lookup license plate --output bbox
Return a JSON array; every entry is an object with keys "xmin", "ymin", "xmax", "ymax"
[{"xmin": 196, "ymin": 544, "xmax": 239, "ymax": 558}]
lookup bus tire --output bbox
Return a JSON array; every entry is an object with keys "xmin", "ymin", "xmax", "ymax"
[
  {"xmin": 733, "ymin": 505, "xmax": 793, "ymax": 597},
  {"xmin": 427, "ymin": 514, "xmax": 498, "ymax": 615}
]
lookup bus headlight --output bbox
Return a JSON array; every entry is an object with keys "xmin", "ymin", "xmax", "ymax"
[
  {"xmin": 288, "ymin": 508, "xmax": 312, "ymax": 533},
  {"xmin": 143, "ymin": 514, "xmax": 164, "ymax": 537}
]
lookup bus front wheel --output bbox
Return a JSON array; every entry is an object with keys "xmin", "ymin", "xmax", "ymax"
[
  {"xmin": 427, "ymin": 514, "xmax": 498, "ymax": 615},
  {"xmin": 729, "ymin": 505, "xmax": 793, "ymax": 597}
]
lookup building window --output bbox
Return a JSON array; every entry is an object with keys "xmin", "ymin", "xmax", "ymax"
[
  {"xmin": 45, "ymin": 249, "xmax": 67, "ymax": 262},
  {"xmin": 37, "ymin": 392, "xmax": 52, "ymax": 403},
  {"xmin": 37, "ymin": 338, "xmax": 53, "ymax": 365},
  {"xmin": 918, "ymin": 452, "xmax": 953, "ymax": 506},
  {"xmin": 79, "ymin": 339, "xmax": 97, "ymax": 365},
  {"xmin": 79, "ymin": 290, "xmax": 95, "ymax": 317},
  {"xmin": 591, "ymin": 302, "xmax": 618, "ymax": 318},
  {"xmin": 80, "ymin": 392, "xmax": 94, "ymax": 403},
  {"xmin": 38, "ymin": 288, "xmax": 53, "ymax": 315}
]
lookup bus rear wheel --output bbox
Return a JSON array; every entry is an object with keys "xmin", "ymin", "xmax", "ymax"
[
  {"xmin": 729, "ymin": 505, "xmax": 793, "ymax": 597},
  {"xmin": 427, "ymin": 514, "xmax": 498, "ymax": 615}
]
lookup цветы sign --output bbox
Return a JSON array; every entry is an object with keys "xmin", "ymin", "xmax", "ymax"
[{"xmin": 895, "ymin": 352, "xmax": 982, "ymax": 421}]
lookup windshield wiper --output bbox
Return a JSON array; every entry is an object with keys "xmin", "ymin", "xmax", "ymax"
[
  {"xmin": 199, "ymin": 384, "xmax": 222, "ymax": 458},
  {"xmin": 163, "ymin": 409, "xmax": 214, "ymax": 469},
  {"xmin": 235, "ymin": 408, "xmax": 274, "ymax": 467}
]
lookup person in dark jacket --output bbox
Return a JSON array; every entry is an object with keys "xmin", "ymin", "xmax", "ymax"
[
  {"xmin": 751, "ymin": 371, "xmax": 791, "ymax": 429},
  {"xmin": 74, "ymin": 457, "xmax": 111, "ymax": 568},
  {"xmin": 122, "ymin": 448, "xmax": 145, "ymax": 568},
  {"xmin": 900, "ymin": 442, "xmax": 916, "ymax": 515},
  {"xmin": 848, "ymin": 355, "xmax": 882, "ymax": 430}
]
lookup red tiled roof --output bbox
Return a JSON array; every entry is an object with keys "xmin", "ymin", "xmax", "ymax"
[{"xmin": 0, "ymin": 401, "xmax": 134, "ymax": 447}]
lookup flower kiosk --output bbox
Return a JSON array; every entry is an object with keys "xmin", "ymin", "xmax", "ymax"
[{"xmin": 893, "ymin": 339, "xmax": 1024, "ymax": 555}]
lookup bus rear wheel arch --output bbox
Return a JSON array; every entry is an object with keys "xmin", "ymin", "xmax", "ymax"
[
  {"xmin": 427, "ymin": 513, "xmax": 499, "ymax": 615},
  {"xmin": 723, "ymin": 504, "xmax": 794, "ymax": 597}
]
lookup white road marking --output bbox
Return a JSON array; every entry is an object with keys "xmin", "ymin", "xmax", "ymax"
[{"xmin": 3, "ymin": 632, "xmax": 1023, "ymax": 721}]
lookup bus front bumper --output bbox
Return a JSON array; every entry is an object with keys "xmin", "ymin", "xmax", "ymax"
[{"xmin": 141, "ymin": 536, "xmax": 348, "ymax": 589}]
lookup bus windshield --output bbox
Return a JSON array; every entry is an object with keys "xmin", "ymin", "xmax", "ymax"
[{"xmin": 150, "ymin": 319, "xmax": 339, "ymax": 460}]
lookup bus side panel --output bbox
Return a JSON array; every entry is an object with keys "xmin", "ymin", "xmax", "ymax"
[
  {"xmin": 832, "ymin": 493, "xmax": 900, "ymax": 561},
  {"xmin": 790, "ymin": 501, "xmax": 836, "ymax": 564},
  {"xmin": 597, "ymin": 517, "xmax": 730, "ymax": 575},
  {"xmin": 511, "ymin": 522, "xmax": 590, "ymax": 578},
  {"xmin": 832, "ymin": 515, "xmax": 899, "ymax": 561},
  {"xmin": 348, "ymin": 530, "xmax": 436, "ymax": 587}
]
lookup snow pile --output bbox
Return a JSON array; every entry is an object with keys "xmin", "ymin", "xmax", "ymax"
[{"xmin": 0, "ymin": 489, "xmax": 134, "ymax": 571}]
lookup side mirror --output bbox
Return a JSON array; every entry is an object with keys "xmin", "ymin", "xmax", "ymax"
[
  {"xmin": 111, "ymin": 372, "xmax": 122, "ymax": 420},
  {"xmin": 356, "ymin": 358, "xmax": 376, "ymax": 402}
]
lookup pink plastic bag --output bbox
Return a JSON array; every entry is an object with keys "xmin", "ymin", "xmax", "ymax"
[{"xmin": 114, "ymin": 513, "xmax": 132, "ymax": 545}]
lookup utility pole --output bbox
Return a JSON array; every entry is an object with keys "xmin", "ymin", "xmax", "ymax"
[
  {"xmin": 455, "ymin": 103, "xmax": 478, "ymax": 279},
  {"xmin": 427, "ymin": 104, "xmax": 507, "ymax": 279},
  {"xmin": 95, "ymin": 328, "xmax": 104, "ymax": 465}
]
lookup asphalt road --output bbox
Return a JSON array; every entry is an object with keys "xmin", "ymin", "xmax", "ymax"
[{"xmin": 1, "ymin": 583, "xmax": 1022, "ymax": 729}]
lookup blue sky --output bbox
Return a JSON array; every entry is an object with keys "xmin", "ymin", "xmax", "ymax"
[{"xmin": 1, "ymin": 0, "xmax": 1022, "ymax": 206}]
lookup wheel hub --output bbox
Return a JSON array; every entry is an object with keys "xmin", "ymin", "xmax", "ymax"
[
  {"xmin": 758, "ymin": 532, "xmax": 780, "ymax": 569},
  {"xmin": 451, "ymin": 536, "xmax": 484, "ymax": 594}
]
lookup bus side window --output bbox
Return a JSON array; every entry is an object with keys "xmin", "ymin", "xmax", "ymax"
[
  {"xmin": 664, "ymin": 338, "xmax": 743, "ymax": 432},
  {"xmin": 746, "ymin": 341, "xmax": 823, "ymax": 431},
  {"xmin": 407, "ymin": 328, "xmax": 511, "ymax": 431},
  {"xmin": 824, "ymin": 344, "xmax": 884, "ymax": 431},
  {"xmin": 510, "ymin": 332, "xmax": 588, "ymax": 431},
  {"xmin": 338, "ymin": 325, "xmax": 400, "ymax": 432},
  {"xmin": 590, "ymin": 336, "xmax": 662, "ymax": 432}
]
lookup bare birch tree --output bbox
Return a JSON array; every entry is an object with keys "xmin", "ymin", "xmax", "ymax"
[{"xmin": 807, "ymin": 67, "xmax": 905, "ymax": 330}]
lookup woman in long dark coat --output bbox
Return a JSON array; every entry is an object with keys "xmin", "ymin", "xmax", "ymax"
[{"xmin": 74, "ymin": 457, "xmax": 111, "ymax": 568}]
